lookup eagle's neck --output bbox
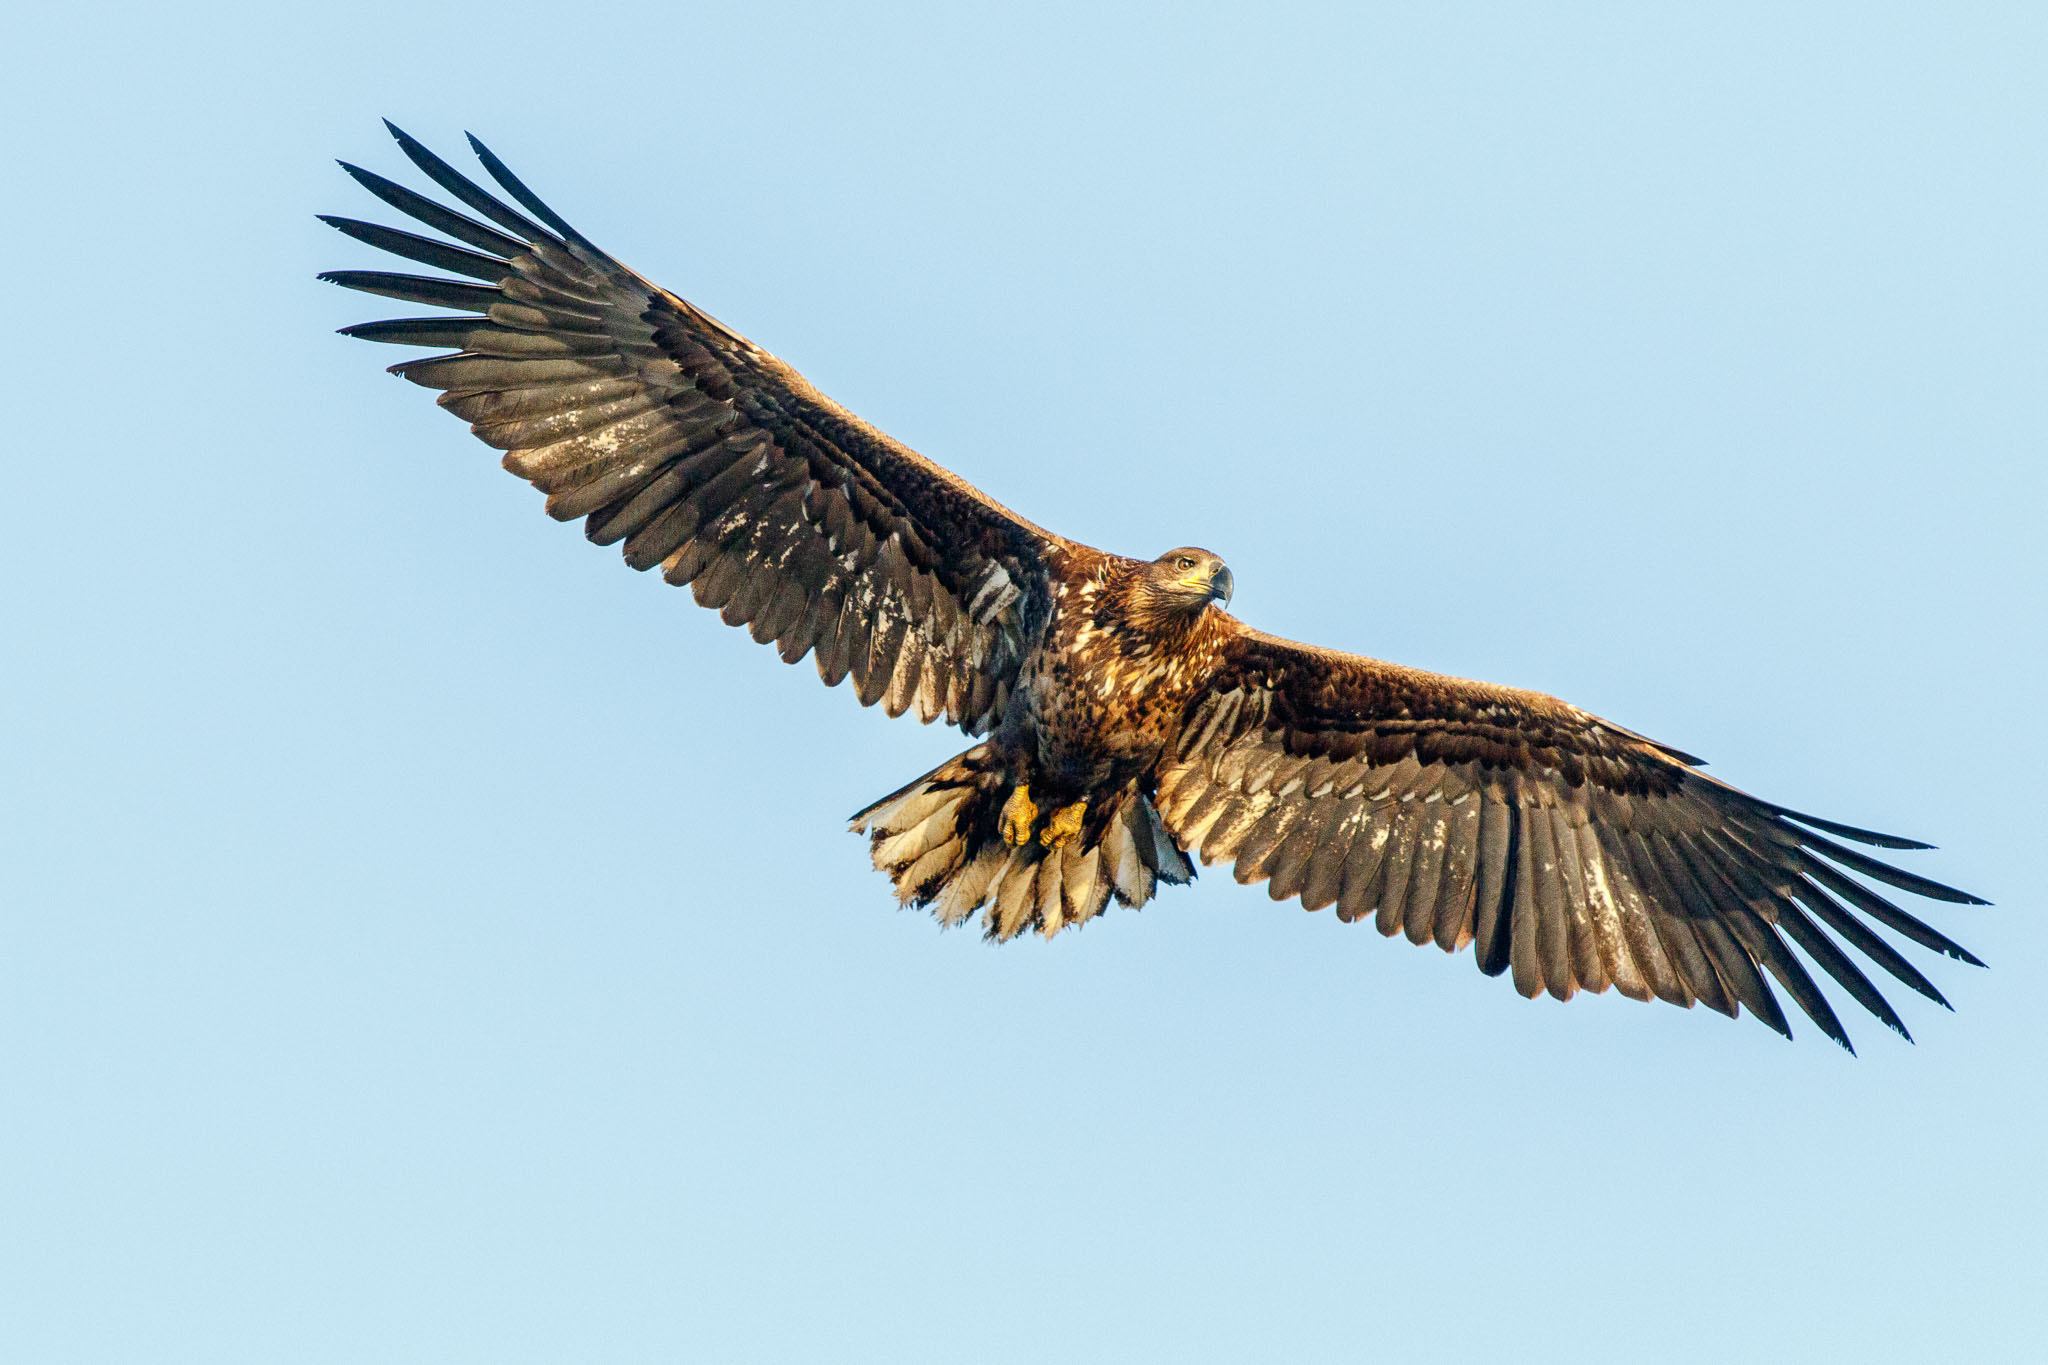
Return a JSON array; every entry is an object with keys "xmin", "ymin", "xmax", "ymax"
[
  {"xmin": 1097, "ymin": 563, "xmax": 1234, "ymax": 668},
  {"xmin": 1109, "ymin": 569, "xmax": 1220, "ymax": 644}
]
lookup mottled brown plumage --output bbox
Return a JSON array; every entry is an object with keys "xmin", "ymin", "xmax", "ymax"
[{"xmin": 323, "ymin": 125, "xmax": 1986, "ymax": 1051}]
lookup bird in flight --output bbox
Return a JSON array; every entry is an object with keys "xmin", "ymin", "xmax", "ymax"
[{"xmin": 322, "ymin": 123, "xmax": 1984, "ymax": 1052}]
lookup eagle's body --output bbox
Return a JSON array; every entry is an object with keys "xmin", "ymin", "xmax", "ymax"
[
  {"xmin": 1018, "ymin": 553, "xmax": 1236, "ymax": 785},
  {"xmin": 323, "ymin": 124, "xmax": 1987, "ymax": 1051}
]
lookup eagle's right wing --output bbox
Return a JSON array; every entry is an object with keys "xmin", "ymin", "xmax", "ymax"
[{"xmin": 322, "ymin": 123, "xmax": 1071, "ymax": 735}]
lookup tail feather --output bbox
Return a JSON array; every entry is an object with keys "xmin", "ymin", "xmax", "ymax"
[{"xmin": 850, "ymin": 745, "xmax": 1193, "ymax": 940}]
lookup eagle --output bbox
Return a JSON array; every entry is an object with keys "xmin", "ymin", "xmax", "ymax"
[{"xmin": 321, "ymin": 123, "xmax": 1984, "ymax": 1052}]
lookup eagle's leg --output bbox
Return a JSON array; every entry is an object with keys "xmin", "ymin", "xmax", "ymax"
[
  {"xmin": 998, "ymin": 784, "xmax": 1039, "ymax": 846},
  {"xmin": 1040, "ymin": 800, "xmax": 1087, "ymax": 850}
]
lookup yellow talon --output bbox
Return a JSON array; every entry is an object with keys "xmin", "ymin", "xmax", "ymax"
[
  {"xmin": 999, "ymin": 784, "xmax": 1039, "ymax": 846},
  {"xmin": 1041, "ymin": 800, "xmax": 1086, "ymax": 850}
]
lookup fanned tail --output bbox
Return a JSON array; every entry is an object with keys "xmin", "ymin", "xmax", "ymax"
[{"xmin": 850, "ymin": 745, "xmax": 1194, "ymax": 940}]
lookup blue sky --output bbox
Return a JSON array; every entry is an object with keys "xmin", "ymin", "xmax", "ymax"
[{"xmin": 4, "ymin": 3, "xmax": 2043, "ymax": 1360}]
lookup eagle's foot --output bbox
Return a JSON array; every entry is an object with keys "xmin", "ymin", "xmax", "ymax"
[
  {"xmin": 999, "ymin": 784, "xmax": 1039, "ymax": 846},
  {"xmin": 1040, "ymin": 800, "xmax": 1086, "ymax": 849}
]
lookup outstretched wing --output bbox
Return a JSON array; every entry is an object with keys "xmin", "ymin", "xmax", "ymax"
[
  {"xmin": 1156, "ymin": 627, "xmax": 1985, "ymax": 1051},
  {"xmin": 321, "ymin": 123, "xmax": 1066, "ymax": 734}
]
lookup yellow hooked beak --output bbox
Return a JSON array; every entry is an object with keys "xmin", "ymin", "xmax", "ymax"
[{"xmin": 1189, "ymin": 564, "xmax": 1233, "ymax": 608}]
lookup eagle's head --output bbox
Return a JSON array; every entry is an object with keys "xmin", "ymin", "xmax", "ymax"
[{"xmin": 1132, "ymin": 547, "xmax": 1234, "ymax": 627}]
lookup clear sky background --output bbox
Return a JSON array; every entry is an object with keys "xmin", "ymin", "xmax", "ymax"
[{"xmin": 4, "ymin": 3, "xmax": 2043, "ymax": 1361}]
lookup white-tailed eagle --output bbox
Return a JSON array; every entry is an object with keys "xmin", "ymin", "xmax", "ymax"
[{"xmin": 321, "ymin": 124, "xmax": 1985, "ymax": 1051}]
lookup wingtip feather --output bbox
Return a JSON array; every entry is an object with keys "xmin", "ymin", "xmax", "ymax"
[
  {"xmin": 463, "ymin": 131, "xmax": 586, "ymax": 243},
  {"xmin": 1777, "ymin": 805, "xmax": 1936, "ymax": 850}
]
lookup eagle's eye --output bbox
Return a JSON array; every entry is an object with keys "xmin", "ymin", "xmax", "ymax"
[{"xmin": 1174, "ymin": 555, "xmax": 1196, "ymax": 571}]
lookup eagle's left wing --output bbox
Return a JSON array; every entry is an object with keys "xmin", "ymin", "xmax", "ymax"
[
  {"xmin": 321, "ymin": 124, "xmax": 1070, "ymax": 736},
  {"xmin": 1154, "ymin": 627, "xmax": 1984, "ymax": 1050}
]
